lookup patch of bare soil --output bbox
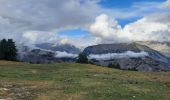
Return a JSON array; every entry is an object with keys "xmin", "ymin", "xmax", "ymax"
[
  {"xmin": 0, "ymin": 84, "xmax": 37, "ymax": 100},
  {"xmin": 0, "ymin": 80, "xmax": 52, "ymax": 100}
]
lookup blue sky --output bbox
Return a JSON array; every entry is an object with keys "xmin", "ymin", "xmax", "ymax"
[
  {"xmin": 98, "ymin": 0, "xmax": 166, "ymax": 9},
  {"xmin": 58, "ymin": 29, "xmax": 89, "ymax": 37},
  {"xmin": 58, "ymin": 0, "xmax": 167, "ymax": 37}
]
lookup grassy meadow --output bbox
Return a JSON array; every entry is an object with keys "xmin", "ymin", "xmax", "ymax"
[{"xmin": 0, "ymin": 61, "xmax": 170, "ymax": 100}]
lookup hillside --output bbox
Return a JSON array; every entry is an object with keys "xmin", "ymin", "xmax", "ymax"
[
  {"xmin": 83, "ymin": 43, "xmax": 170, "ymax": 71},
  {"xmin": 0, "ymin": 61, "xmax": 170, "ymax": 100}
]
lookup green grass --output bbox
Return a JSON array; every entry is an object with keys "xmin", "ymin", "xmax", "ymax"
[{"xmin": 0, "ymin": 61, "xmax": 170, "ymax": 100}]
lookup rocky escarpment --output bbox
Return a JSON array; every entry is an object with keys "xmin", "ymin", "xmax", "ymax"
[{"xmin": 83, "ymin": 43, "xmax": 170, "ymax": 71}]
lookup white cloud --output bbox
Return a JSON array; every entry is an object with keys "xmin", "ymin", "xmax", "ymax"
[
  {"xmin": 22, "ymin": 31, "xmax": 59, "ymax": 44},
  {"xmin": 89, "ymin": 12, "xmax": 170, "ymax": 43},
  {"xmin": 0, "ymin": 0, "xmax": 104, "ymax": 46},
  {"xmin": 89, "ymin": 14, "xmax": 122, "ymax": 39},
  {"xmin": 0, "ymin": 0, "xmax": 163, "ymax": 33},
  {"xmin": 0, "ymin": 0, "xmax": 169, "ymax": 47},
  {"xmin": 55, "ymin": 51, "xmax": 78, "ymax": 58},
  {"xmin": 123, "ymin": 14, "xmax": 170, "ymax": 41},
  {"xmin": 88, "ymin": 51, "xmax": 149, "ymax": 60},
  {"xmin": 63, "ymin": 35, "xmax": 100, "ymax": 49},
  {"xmin": 0, "ymin": 0, "xmax": 100, "ymax": 32},
  {"xmin": 160, "ymin": 0, "xmax": 170, "ymax": 8}
]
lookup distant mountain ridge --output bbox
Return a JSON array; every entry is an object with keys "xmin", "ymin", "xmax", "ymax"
[
  {"xmin": 136, "ymin": 41, "xmax": 170, "ymax": 58},
  {"xmin": 17, "ymin": 43, "xmax": 80, "ymax": 64},
  {"xmin": 16, "ymin": 41, "xmax": 170, "ymax": 71},
  {"xmin": 35, "ymin": 43, "xmax": 81, "ymax": 54}
]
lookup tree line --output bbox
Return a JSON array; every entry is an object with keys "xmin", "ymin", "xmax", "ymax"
[{"xmin": 0, "ymin": 39, "xmax": 17, "ymax": 61}]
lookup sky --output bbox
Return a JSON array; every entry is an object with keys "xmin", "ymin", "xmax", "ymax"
[{"xmin": 0, "ymin": 0, "xmax": 169, "ymax": 48}]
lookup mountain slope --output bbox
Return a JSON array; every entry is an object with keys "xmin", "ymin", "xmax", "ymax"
[
  {"xmin": 83, "ymin": 43, "xmax": 170, "ymax": 71},
  {"xmin": 137, "ymin": 41, "xmax": 170, "ymax": 58}
]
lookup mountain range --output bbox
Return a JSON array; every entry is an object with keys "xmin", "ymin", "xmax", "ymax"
[
  {"xmin": 17, "ymin": 43, "xmax": 80, "ymax": 64},
  {"xmin": 16, "ymin": 41, "xmax": 170, "ymax": 71}
]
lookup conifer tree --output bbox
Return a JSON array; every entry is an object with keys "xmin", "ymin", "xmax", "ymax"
[
  {"xmin": 0, "ymin": 39, "xmax": 17, "ymax": 61},
  {"xmin": 77, "ymin": 53, "xmax": 88, "ymax": 64},
  {"xmin": 0, "ymin": 39, "xmax": 7, "ymax": 60}
]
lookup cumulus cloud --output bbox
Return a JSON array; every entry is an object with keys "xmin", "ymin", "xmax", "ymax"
[
  {"xmin": 0, "ymin": 0, "xmax": 159, "ymax": 34},
  {"xmin": 123, "ymin": 13, "xmax": 170, "ymax": 42},
  {"xmin": 88, "ymin": 51, "xmax": 149, "ymax": 60},
  {"xmin": 89, "ymin": 12, "xmax": 170, "ymax": 43},
  {"xmin": 89, "ymin": 14, "xmax": 122, "ymax": 40},
  {"xmin": 0, "ymin": 0, "xmax": 104, "ymax": 46},
  {"xmin": 0, "ymin": 0, "xmax": 169, "ymax": 47}
]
